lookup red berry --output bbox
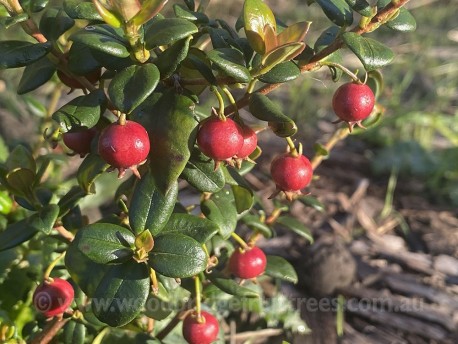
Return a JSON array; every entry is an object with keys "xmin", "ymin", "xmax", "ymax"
[
  {"xmin": 33, "ymin": 278, "xmax": 74, "ymax": 317},
  {"xmin": 236, "ymin": 126, "xmax": 257, "ymax": 159},
  {"xmin": 197, "ymin": 117, "xmax": 243, "ymax": 162},
  {"xmin": 98, "ymin": 120, "xmax": 150, "ymax": 177},
  {"xmin": 332, "ymin": 82, "xmax": 375, "ymax": 130},
  {"xmin": 229, "ymin": 246, "xmax": 267, "ymax": 279},
  {"xmin": 182, "ymin": 311, "xmax": 219, "ymax": 344},
  {"xmin": 62, "ymin": 128, "xmax": 97, "ymax": 157},
  {"xmin": 270, "ymin": 153, "xmax": 313, "ymax": 194},
  {"xmin": 57, "ymin": 69, "xmax": 101, "ymax": 89}
]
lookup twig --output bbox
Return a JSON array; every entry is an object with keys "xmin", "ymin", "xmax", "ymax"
[
  {"xmin": 155, "ymin": 309, "xmax": 193, "ymax": 341},
  {"xmin": 54, "ymin": 225, "xmax": 75, "ymax": 242},
  {"xmin": 224, "ymin": 328, "xmax": 284, "ymax": 341},
  {"xmin": 31, "ymin": 317, "xmax": 70, "ymax": 344}
]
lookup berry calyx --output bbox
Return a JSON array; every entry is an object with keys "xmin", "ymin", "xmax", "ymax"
[
  {"xmin": 236, "ymin": 125, "xmax": 258, "ymax": 160},
  {"xmin": 33, "ymin": 278, "xmax": 74, "ymax": 318},
  {"xmin": 229, "ymin": 246, "xmax": 267, "ymax": 279},
  {"xmin": 270, "ymin": 153, "xmax": 313, "ymax": 200},
  {"xmin": 57, "ymin": 69, "xmax": 101, "ymax": 90},
  {"xmin": 98, "ymin": 120, "xmax": 150, "ymax": 178},
  {"xmin": 196, "ymin": 116, "xmax": 243, "ymax": 169},
  {"xmin": 62, "ymin": 128, "xmax": 97, "ymax": 157},
  {"xmin": 182, "ymin": 311, "xmax": 219, "ymax": 344},
  {"xmin": 332, "ymin": 82, "xmax": 375, "ymax": 131}
]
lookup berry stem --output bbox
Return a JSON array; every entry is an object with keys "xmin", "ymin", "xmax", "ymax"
[
  {"xmin": 30, "ymin": 317, "xmax": 70, "ymax": 344},
  {"xmin": 320, "ymin": 61, "xmax": 362, "ymax": 83},
  {"xmin": 194, "ymin": 276, "xmax": 203, "ymax": 323},
  {"xmin": 43, "ymin": 251, "xmax": 66, "ymax": 282},
  {"xmin": 221, "ymin": 86, "xmax": 240, "ymax": 119},
  {"xmin": 285, "ymin": 137, "xmax": 299, "ymax": 157},
  {"xmin": 210, "ymin": 86, "xmax": 226, "ymax": 119},
  {"xmin": 231, "ymin": 232, "xmax": 249, "ymax": 250},
  {"xmin": 311, "ymin": 127, "xmax": 349, "ymax": 170},
  {"xmin": 156, "ymin": 308, "xmax": 193, "ymax": 341}
]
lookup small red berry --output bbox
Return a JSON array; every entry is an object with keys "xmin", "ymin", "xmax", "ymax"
[
  {"xmin": 332, "ymin": 82, "xmax": 375, "ymax": 131},
  {"xmin": 98, "ymin": 120, "xmax": 150, "ymax": 178},
  {"xmin": 229, "ymin": 246, "xmax": 267, "ymax": 279},
  {"xmin": 197, "ymin": 117, "xmax": 243, "ymax": 166},
  {"xmin": 33, "ymin": 278, "xmax": 74, "ymax": 318},
  {"xmin": 182, "ymin": 311, "xmax": 219, "ymax": 344},
  {"xmin": 270, "ymin": 153, "xmax": 313, "ymax": 200},
  {"xmin": 236, "ymin": 125, "xmax": 258, "ymax": 159},
  {"xmin": 62, "ymin": 128, "xmax": 97, "ymax": 157},
  {"xmin": 57, "ymin": 69, "xmax": 101, "ymax": 90}
]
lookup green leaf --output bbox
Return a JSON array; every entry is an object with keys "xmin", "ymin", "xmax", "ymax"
[
  {"xmin": 21, "ymin": 0, "xmax": 48, "ymax": 13},
  {"xmin": 298, "ymin": 195, "xmax": 325, "ymax": 212},
  {"xmin": 17, "ymin": 56, "xmax": 56, "ymax": 95},
  {"xmin": 314, "ymin": 26, "xmax": 344, "ymax": 80},
  {"xmin": 39, "ymin": 7, "xmax": 75, "ymax": 41},
  {"xmin": 70, "ymin": 25, "xmax": 130, "ymax": 58},
  {"xmin": 276, "ymin": 216, "xmax": 313, "ymax": 243},
  {"xmin": 249, "ymin": 93, "xmax": 297, "ymax": 137},
  {"xmin": 315, "ymin": 0, "xmax": 353, "ymax": 27},
  {"xmin": 108, "ymin": 64, "xmax": 160, "ymax": 114},
  {"xmin": 63, "ymin": 321, "xmax": 86, "ymax": 344},
  {"xmin": 0, "ymin": 41, "xmax": 52, "ymax": 69},
  {"xmin": 173, "ymin": 4, "xmax": 209, "ymax": 23},
  {"xmin": 145, "ymin": 18, "xmax": 198, "ymax": 49},
  {"xmin": 259, "ymin": 61, "xmax": 300, "ymax": 84},
  {"xmin": 243, "ymin": 0, "xmax": 276, "ymax": 54},
  {"xmin": 207, "ymin": 272, "xmax": 260, "ymax": 297},
  {"xmin": 241, "ymin": 215, "xmax": 273, "ymax": 238},
  {"xmin": 5, "ymin": 168, "xmax": 36, "ymax": 199},
  {"xmin": 92, "ymin": 261, "xmax": 150, "ymax": 327},
  {"xmin": 0, "ymin": 13, "xmax": 29, "ymax": 29},
  {"xmin": 386, "ymin": 7, "xmax": 417, "ymax": 32},
  {"xmin": 58, "ymin": 186, "xmax": 87, "ymax": 216},
  {"xmin": 149, "ymin": 233, "xmax": 207, "ymax": 278},
  {"xmin": 181, "ymin": 148, "xmax": 225, "ymax": 193},
  {"xmin": 201, "ymin": 189, "xmax": 237, "ymax": 239},
  {"xmin": 162, "ymin": 214, "xmax": 219, "ymax": 244},
  {"xmin": 73, "ymin": 223, "xmax": 135, "ymax": 264},
  {"xmin": 344, "ymin": 0, "xmax": 372, "ymax": 17},
  {"xmin": 63, "ymin": 0, "xmax": 103, "ymax": 20},
  {"xmin": 264, "ymin": 255, "xmax": 298, "ymax": 284},
  {"xmin": 207, "ymin": 48, "xmax": 251, "ymax": 83},
  {"xmin": 65, "ymin": 243, "xmax": 107, "ymax": 297},
  {"xmin": 67, "ymin": 43, "xmax": 102, "ymax": 75},
  {"xmin": 133, "ymin": 91, "xmax": 198, "ymax": 194},
  {"xmin": 77, "ymin": 154, "xmax": 110, "ymax": 194},
  {"xmin": 231, "ymin": 184, "xmax": 254, "ymax": 214},
  {"xmin": 342, "ymin": 32, "xmax": 394, "ymax": 71},
  {"xmin": 0, "ymin": 204, "xmax": 59, "ymax": 251},
  {"xmin": 260, "ymin": 42, "xmax": 305, "ymax": 75},
  {"xmin": 129, "ymin": 170, "xmax": 178, "ymax": 236},
  {"xmin": 155, "ymin": 37, "xmax": 191, "ymax": 79},
  {"xmin": 52, "ymin": 90, "xmax": 106, "ymax": 133}
]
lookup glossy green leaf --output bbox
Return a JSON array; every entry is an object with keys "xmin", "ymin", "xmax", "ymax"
[
  {"xmin": 314, "ymin": 26, "xmax": 343, "ymax": 80},
  {"xmin": 21, "ymin": 0, "xmax": 48, "ymax": 13},
  {"xmin": 260, "ymin": 42, "xmax": 305, "ymax": 74},
  {"xmin": 181, "ymin": 148, "xmax": 225, "ymax": 193},
  {"xmin": 344, "ymin": 0, "xmax": 372, "ymax": 17},
  {"xmin": 39, "ymin": 7, "xmax": 75, "ymax": 41},
  {"xmin": 63, "ymin": 0, "xmax": 103, "ymax": 20},
  {"xmin": 52, "ymin": 90, "xmax": 106, "ymax": 133},
  {"xmin": 276, "ymin": 216, "xmax": 313, "ymax": 243},
  {"xmin": 155, "ymin": 37, "xmax": 191, "ymax": 79},
  {"xmin": 108, "ymin": 64, "xmax": 160, "ymax": 114},
  {"xmin": 342, "ymin": 32, "xmax": 394, "ymax": 71},
  {"xmin": 92, "ymin": 261, "xmax": 150, "ymax": 327},
  {"xmin": 73, "ymin": 223, "xmax": 135, "ymax": 264},
  {"xmin": 207, "ymin": 48, "xmax": 251, "ymax": 83},
  {"xmin": 162, "ymin": 214, "xmax": 219, "ymax": 244},
  {"xmin": 249, "ymin": 93, "xmax": 297, "ymax": 137},
  {"xmin": 133, "ymin": 91, "xmax": 198, "ymax": 194},
  {"xmin": 386, "ymin": 7, "xmax": 417, "ymax": 32},
  {"xmin": 5, "ymin": 168, "xmax": 36, "ymax": 198},
  {"xmin": 259, "ymin": 61, "xmax": 300, "ymax": 84},
  {"xmin": 91, "ymin": 49, "xmax": 133, "ymax": 71},
  {"xmin": 149, "ymin": 233, "xmax": 207, "ymax": 278},
  {"xmin": 65, "ymin": 242, "xmax": 107, "ymax": 297},
  {"xmin": 70, "ymin": 25, "xmax": 130, "ymax": 58},
  {"xmin": 315, "ymin": 0, "xmax": 353, "ymax": 27},
  {"xmin": 231, "ymin": 184, "xmax": 254, "ymax": 214},
  {"xmin": 173, "ymin": 4, "xmax": 208, "ymax": 23},
  {"xmin": 63, "ymin": 321, "xmax": 86, "ymax": 344},
  {"xmin": 0, "ymin": 13, "xmax": 29, "ymax": 29},
  {"xmin": 243, "ymin": 0, "xmax": 276, "ymax": 54},
  {"xmin": 367, "ymin": 69, "xmax": 384, "ymax": 99},
  {"xmin": 201, "ymin": 189, "xmax": 237, "ymax": 239},
  {"xmin": 67, "ymin": 43, "xmax": 102, "ymax": 75},
  {"xmin": 265, "ymin": 255, "xmax": 298, "ymax": 284},
  {"xmin": 6, "ymin": 145, "xmax": 36, "ymax": 172},
  {"xmin": 145, "ymin": 18, "xmax": 198, "ymax": 49},
  {"xmin": 0, "ymin": 41, "xmax": 52, "ymax": 69},
  {"xmin": 182, "ymin": 48, "xmax": 217, "ymax": 89},
  {"xmin": 58, "ymin": 186, "xmax": 87, "ymax": 216},
  {"xmin": 129, "ymin": 170, "xmax": 178, "ymax": 236},
  {"xmin": 77, "ymin": 154, "xmax": 110, "ymax": 194},
  {"xmin": 17, "ymin": 56, "xmax": 56, "ymax": 95},
  {"xmin": 0, "ymin": 204, "xmax": 59, "ymax": 251},
  {"xmin": 207, "ymin": 272, "xmax": 260, "ymax": 297},
  {"xmin": 298, "ymin": 195, "xmax": 325, "ymax": 212},
  {"xmin": 241, "ymin": 215, "xmax": 273, "ymax": 238}
]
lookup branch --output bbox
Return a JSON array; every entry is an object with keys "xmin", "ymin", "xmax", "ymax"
[{"xmin": 31, "ymin": 317, "xmax": 70, "ymax": 344}]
